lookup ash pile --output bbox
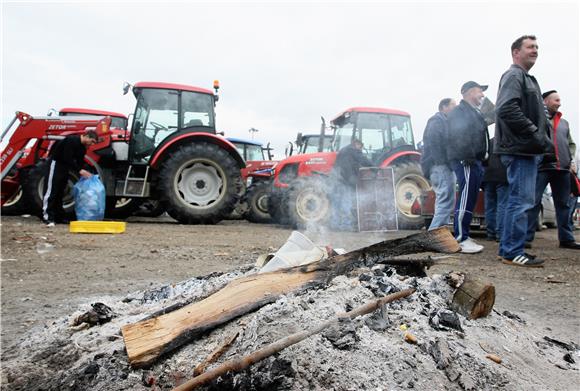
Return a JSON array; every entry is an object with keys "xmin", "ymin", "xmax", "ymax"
[{"xmin": 1, "ymin": 228, "xmax": 578, "ymax": 391}]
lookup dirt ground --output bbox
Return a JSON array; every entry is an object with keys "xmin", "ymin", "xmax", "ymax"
[{"xmin": 1, "ymin": 214, "xmax": 579, "ymax": 365}]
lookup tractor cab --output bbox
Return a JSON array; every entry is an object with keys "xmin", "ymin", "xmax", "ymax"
[
  {"xmin": 331, "ymin": 107, "xmax": 415, "ymax": 164},
  {"xmin": 296, "ymin": 133, "xmax": 333, "ymax": 155},
  {"xmin": 127, "ymin": 82, "xmax": 217, "ymax": 162}
]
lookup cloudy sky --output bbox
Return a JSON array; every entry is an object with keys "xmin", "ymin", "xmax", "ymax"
[{"xmin": 2, "ymin": 0, "xmax": 578, "ymax": 159}]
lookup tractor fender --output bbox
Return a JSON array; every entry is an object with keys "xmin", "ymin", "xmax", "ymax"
[
  {"xmin": 379, "ymin": 150, "xmax": 421, "ymax": 167},
  {"xmin": 150, "ymin": 133, "xmax": 245, "ymax": 170}
]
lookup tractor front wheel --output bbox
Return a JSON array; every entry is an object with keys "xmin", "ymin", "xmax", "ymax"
[
  {"xmin": 288, "ymin": 177, "xmax": 332, "ymax": 229},
  {"xmin": 392, "ymin": 162, "xmax": 430, "ymax": 229},
  {"xmin": 245, "ymin": 180, "xmax": 272, "ymax": 223},
  {"xmin": 158, "ymin": 142, "xmax": 242, "ymax": 224}
]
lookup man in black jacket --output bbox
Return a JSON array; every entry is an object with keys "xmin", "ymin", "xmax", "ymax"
[
  {"xmin": 420, "ymin": 98, "xmax": 456, "ymax": 230},
  {"xmin": 42, "ymin": 131, "xmax": 98, "ymax": 227},
  {"xmin": 446, "ymin": 81, "xmax": 490, "ymax": 253},
  {"xmin": 525, "ymin": 90, "xmax": 579, "ymax": 249},
  {"xmin": 495, "ymin": 35, "xmax": 554, "ymax": 267}
]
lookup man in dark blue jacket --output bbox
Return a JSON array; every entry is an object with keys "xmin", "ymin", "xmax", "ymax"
[
  {"xmin": 446, "ymin": 81, "xmax": 490, "ymax": 253},
  {"xmin": 526, "ymin": 90, "xmax": 579, "ymax": 249},
  {"xmin": 42, "ymin": 131, "xmax": 98, "ymax": 227},
  {"xmin": 495, "ymin": 35, "xmax": 554, "ymax": 267},
  {"xmin": 420, "ymin": 98, "xmax": 456, "ymax": 230}
]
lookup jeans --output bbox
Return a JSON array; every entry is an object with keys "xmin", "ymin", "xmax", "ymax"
[
  {"xmin": 428, "ymin": 165, "xmax": 456, "ymax": 230},
  {"xmin": 499, "ymin": 155, "xmax": 541, "ymax": 259},
  {"xmin": 453, "ymin": 161, "xmax": 484, "ymax": 242},
  {"xmin": 484, "ymin": 182, "xmax": 509, "ymax": 240},
  {"xmin": 526, "ymin": 170, "xmax": 575, "ymax": 243}
]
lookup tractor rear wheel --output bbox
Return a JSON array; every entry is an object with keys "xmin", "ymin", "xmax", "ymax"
[
  {"xmin": 288, "ymin": 177, "xmax": 332, "ymax": 229},
  {"xmin": 392, "ymin": 162, "xmax": 430, "ymax": 229},
  {"xmin": 267, "ymin": 189, "xmax": 290, "ymax": 225},
  {"xmin": 158, "ymin": 142, "xmax": 241, "ymax": 224},
  {"xmin": 1, "ymin": 185, "xmax": 26, "ymax": 215},
  {"xmin": 22, "ymin": 160, "xmax": 77, "ymax": 218},
  {"xmin": 245, "ymin": 180, "xmax": 272, "ymax": 223}
]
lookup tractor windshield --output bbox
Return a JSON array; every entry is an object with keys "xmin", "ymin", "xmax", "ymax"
[
  {"xmin": 333, "ymin": 112, "xmax": 414, "ymax": 161},
  {"xmin": 130, "ymin": 88, "xmax": 215, "ymax": 161},
  {"xmin": 232, "ymin": 142, "xmax": 265, "ymax": 161},
  {"xmin": 301, "ymin": 136, "xmax": 332, "ymax": 154}
]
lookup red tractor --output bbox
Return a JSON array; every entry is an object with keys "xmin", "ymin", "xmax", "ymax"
[
  {"xmin": 268, "ymin": 107, "xmax": 430, "ymax": 229},
  {"xmin": 1, "ymin": 108, "xmax": 129, "ymax": 216},
  {"xmin": 227, "ymin": 137, "xmax": 277, "ymax": 223},
  {"xmin": 1, "ymin": 81, "xmax": 245, "ymax": 224}
]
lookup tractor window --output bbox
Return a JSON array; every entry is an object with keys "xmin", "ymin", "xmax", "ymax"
[
  {"xmin": 246, "ymin": 145, "xmax": 265, "ymax": 161},
  {"xmin": 356, "ymin": 113, "xmax": 390, "ymax": 160},
  {"xmin": 110, "ymin": 117, "xmax": 128, "ymax": 130},
  {"xmin": 232, "ymin": 143, "xmax": 246, "ymax": 160},
  {"xmin": 389, "ymin": 115, "xmax": 414, "ymax": 148},
  {"xmin": 182, "ymin": 91, "xmax": 214, "ymax": 128},
  {"xmin": 333, "ymin": 122, "xmax": 354, "ymax": 151}
]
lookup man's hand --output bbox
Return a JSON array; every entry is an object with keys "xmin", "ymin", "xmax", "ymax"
[{"xmin": 79, "ymin": 169, "xmax": 93, "ymax": 178}]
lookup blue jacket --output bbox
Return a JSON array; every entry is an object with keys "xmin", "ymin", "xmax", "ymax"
[{"xmin": 420, "ymin": 112, "xmax": 449, "ymax": 178}]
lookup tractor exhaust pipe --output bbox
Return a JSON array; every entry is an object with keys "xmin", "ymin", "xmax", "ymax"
[{"xmin": 318, "ymin": 116, "xmax": 326, "ymax": 153}]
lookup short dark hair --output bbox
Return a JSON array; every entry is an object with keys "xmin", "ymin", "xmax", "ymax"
[
  {"xmin": 511, "ymin": 35, "xmax": 537, "ymax": 52},
  {"xmin": 438, "ymin": 98, "xmax": 453, "ymax": 112},
  {"xmin": 85, "ymin": 130, "xmax": 98, "ymax": 140}
]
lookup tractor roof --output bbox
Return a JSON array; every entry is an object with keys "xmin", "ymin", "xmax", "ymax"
[
  {"xmin": 133, "ymin": 82, "xmax": 213, "ymax": 95},
  {"xmin": 59, "ymin": 107, "xmax": 127, "ymax": 119},
  {"xmin": 227, "ymin": 137, "xmax": 263, "ymax": 146},
  {"xmin": 331, "ymin": 107, "xmax": 410, "ymax": 123}
]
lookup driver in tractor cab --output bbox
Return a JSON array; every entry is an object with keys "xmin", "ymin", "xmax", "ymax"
[
  {"xmin": 331, "ymin": 138, "xmax": 372, "ymax": 229},
  {"xmin": 42, "ymin": 131, "xmax": 98, "ymax": 227}
]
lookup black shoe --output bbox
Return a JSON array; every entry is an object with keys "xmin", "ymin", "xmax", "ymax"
[
  {"xmin": 524, "ymin": 241, "xmax": 533, "ymax": 249},
  {"xmin": 559, "ymin": 241, "xmax": 580, "ymax": 250},
  {"xmin": 502, "ymin": 254, "xmax": 544, "ymax": 268}
]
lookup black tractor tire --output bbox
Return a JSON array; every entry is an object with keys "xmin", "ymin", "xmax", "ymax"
[
  {"xmin": 245, "ymin": 180, "xmax": 273, "ymax": 223},
  {"xmin": 288, "ymin": 176, "xmax": 332, "ymax": 230},
  {"xmin": 267, "ymin": 189, "xmax": 290, "ymax": 225},
  {"xmin": 158, "ymin": 142, "xmax": 242, "ymax": 224},
  {"xmin": 1, "ymin": 185, "xmax": 26, "ymax": 215},
  {"xmin": 22, "ymin": 160, "xmax": 78, "ymax": 218},
  {"xmin": 105, "ymin": 197, "xmax": 142, "ymax": 219},
  {"xmin": 392, "ymin": 162, "xmax": 430, "ymax": 229}
]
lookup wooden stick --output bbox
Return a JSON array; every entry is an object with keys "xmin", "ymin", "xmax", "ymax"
[
  {"xmin": 193, "ymin": 331, "xmax": 239, "ymax": 376},
  {"xmin": 172, "ymin": 289, "xmax": 415, "ymax": 391}
]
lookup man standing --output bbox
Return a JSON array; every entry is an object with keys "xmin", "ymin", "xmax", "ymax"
[
  {"xmin": 420, "ymin": 98, "xmax": 457, "ymax": 230},
  {"xmin": 526, "ymin": 90, "xmax": 579, "ymax": 249},
  {"xmin": 446, "ymin": 81, "xmax": 490, "ymax": 253},
  {"xmin": 42, "ymin": 131, "xmax": 98, "ymax": 227},
  {"xmin": 332, "ymin": 138, "xmax": 372, "ymax": 229},
  {"xmin": 495, "ymin": 35, "xmax": 554, "ymax": 267}
]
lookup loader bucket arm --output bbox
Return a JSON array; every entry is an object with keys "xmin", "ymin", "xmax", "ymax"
[{"xmin": 1, "ymin": 112, "xmax": 111, "ymax": 206}]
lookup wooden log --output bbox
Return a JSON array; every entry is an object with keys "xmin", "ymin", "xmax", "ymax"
[
  {"xmin": 450, "ymin": 274, "xmax": 495, "ymax": 319},
  {"xmin": 122, "ymin": 227, "xmax": 458, "ymax": 368},
  {"xmin": 173, "ymin": 289, "xmax": 415, "ymax": 391}
]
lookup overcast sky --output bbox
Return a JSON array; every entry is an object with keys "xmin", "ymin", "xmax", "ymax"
[{"xmin": 2, "ymin": 0, "xmax": 578, "ymax": 159}]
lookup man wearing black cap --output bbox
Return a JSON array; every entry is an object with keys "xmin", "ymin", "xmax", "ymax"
[
  {"xmin": 494, "ymin": 35, "xmax": 554, "ymax": 267},
  {"xmin": 446, "ymin": 81, "xmax": 490, "ymax": 253},
  {"xmin": 525, "ymin": 90, "xmax": 579, "ymax": 249}
]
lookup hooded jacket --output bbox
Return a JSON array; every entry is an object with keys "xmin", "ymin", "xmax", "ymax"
[{"xmin": 494, "ymin": 64, "xmax": 554, "ymax": 157}]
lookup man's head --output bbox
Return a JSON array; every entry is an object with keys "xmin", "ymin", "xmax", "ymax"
[
  {"xmin": 461, "ymin": 81, "xmax": 487, "ymax": 107},
  {"xmin": 352, "ymin": 138, "xmax": 364, "ymax": 150},
  {"xmin": 511, "ymin": 35, "xmax": 538, "ymax": 71},
  {"xmin": 542, "ymin": 90, "xmax": 561, "ymax": 115},
  {"xmin": 80, "ymin": 130, "xmax": 98, "ymax": 146},
  {"xmin": 438, "ymin": 98, "xmax": 457, "ymax": 114}
]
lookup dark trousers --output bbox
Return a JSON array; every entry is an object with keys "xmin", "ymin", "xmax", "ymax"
[
  {"xmin": 42, "ymin": 160, "xmax": 69, "ymax": 222},
  {"xmin": 453, "ymin": 161, "xmax": 484, "ymax": 242},
  {"xmin": 526, "ymin": 170, "xmax": 574, "ymax": 243}
]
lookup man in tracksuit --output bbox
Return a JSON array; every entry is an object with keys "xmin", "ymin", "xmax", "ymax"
[
  {"xmin": 420, "ymin": 98, "xmax": 457, "ymax": 230},
  {"xmin": 525, "ymin": 90, "xmax": 579, "ymax": 249},
  {"xmin": 495, "ymin": 35, "xmax": 554, "ymax": 267},
  {"xmin": 42, "ymin": 131, "xmax": 98, "ymax": 227},
  {"xmin": 446, "ymin": 81, "xmax": 490, "ymax": 253}
]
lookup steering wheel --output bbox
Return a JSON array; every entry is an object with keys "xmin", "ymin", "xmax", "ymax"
[{"xmin": 149, "ymin": 121, "xmax": 168, "ymax": 132}]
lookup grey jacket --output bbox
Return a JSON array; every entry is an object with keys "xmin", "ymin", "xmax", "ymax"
[
  {"xmin": 540, "ymin": 112, "xmax": 574, "ymax": 171},
  {"xmin": 494, "ymin": 64, "xmax": 554, "ymax": 157}
]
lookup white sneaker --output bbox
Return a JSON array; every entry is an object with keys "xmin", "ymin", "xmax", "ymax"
[
  {"xmin": 459, "ymin": 238, "xmax": 483, "ymax": 254},
  {"xmin": 46, "ymin": 222, "xmax": 55, "ymax": 228}
]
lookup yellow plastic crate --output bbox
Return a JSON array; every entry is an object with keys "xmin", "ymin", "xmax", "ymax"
[{"xmin": 69, "ymin": 221, "xmax": 126, "ymax": 234}]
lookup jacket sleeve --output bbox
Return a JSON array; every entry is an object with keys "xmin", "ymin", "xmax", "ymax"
[
  {"xmin": 568, "ymin": 127, "xmax": 577, "ymax": 159},
  {"xmin": 496, "ymin": 73, "xmax": 537, "ymax": 135}
]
